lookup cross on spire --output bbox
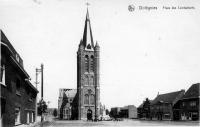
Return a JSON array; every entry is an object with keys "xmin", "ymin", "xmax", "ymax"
[
  {"xmin": 86, "ymin": 2, "xmax": 90, "ymax": 8},
  {"xmin": 82, "ymin": 3, "xmax": 94, "ymax": 50}
]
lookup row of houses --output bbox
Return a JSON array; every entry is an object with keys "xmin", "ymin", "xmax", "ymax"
[
  {"xmin": 137, "ymin": 83, "xmax": 199, "ymax": 121},
  {"xmin": 1, "ymin": 30, "xmax": 38, "ymax": 127}
]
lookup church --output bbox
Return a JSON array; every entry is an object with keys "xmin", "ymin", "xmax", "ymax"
[{"xmin": 58, "ymin": 9, "xmax": 101, "ymax": 120}]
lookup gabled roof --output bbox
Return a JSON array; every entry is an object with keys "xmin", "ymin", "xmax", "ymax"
[
  {"xmin": 64, "ymin": 89, "xmax": 77, "ymax": 98},
  {"xmin": 181, "ymin": 83, "xmax": 199, "ymax": 100},
  {"xmin": 151, "ymin": 90, "xmax": 185, "ymax": 105}
]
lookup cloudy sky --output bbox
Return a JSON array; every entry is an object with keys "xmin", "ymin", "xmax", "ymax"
[{"xmin": 1, "ymin": 0, "xmax": 200, "ymax": 109}]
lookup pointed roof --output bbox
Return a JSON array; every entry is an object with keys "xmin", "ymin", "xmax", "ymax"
[
  {"xmin": 82, "ymin": 9, "xmax": 94, "ymax": 50},
  {"xmin": 151, "ymin": 90, "xmax": 185, "ymax": 105},
  {"xmin": 181, "ymin": 83, "xmax": 200, "ymax": 100}
]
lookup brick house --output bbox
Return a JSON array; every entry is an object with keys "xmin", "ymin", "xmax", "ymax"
[
  {"xmin": 173, "ymin": 83, "xmax": 199, "ymax": 121},
  {"xmin": 150, "ymin": 90, "xmax": 185, "ymax": 120},
  {"xmin": 1, "ymin": 30, "xmax": 38, "ymax": 127}
]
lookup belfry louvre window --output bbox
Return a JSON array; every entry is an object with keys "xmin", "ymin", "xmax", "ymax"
[
  {"xmin": 85, "ymin": 55, "xmax": 89, "ymax": 72},
  {"xmin": 90, "ymin": 55, "xmax": 94, "ymax": 72},
  {"xmin": 0, "ymin": 65, "xmax": 5, "ymax": 85}
]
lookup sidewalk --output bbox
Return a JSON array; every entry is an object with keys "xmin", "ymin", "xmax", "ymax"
[{"xmin": 17, "ymin": 116, "xmax": 49, "ymax": 127}]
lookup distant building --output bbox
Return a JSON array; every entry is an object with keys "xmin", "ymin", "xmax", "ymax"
[
  {"xmin": 150, "ymin": 90, "xmax": 185, "ymax": 120},
  {"xmin": 110, "ymin": 107, "xmax": 121, "ymax": 118},
  {"xmin": 58, "ymin": 89, "xmax": 77, "ymax": 120},
  {"xmin": 47, "ymin": 108, "xmax": 57, "ymax": 116},
  {"xmin": 1, "ymin": 30, "xmax": 38, "ymax": 127},
  {"xmin": 173, "ymin": 83, "xmax": 199, "ymax": 121},
  {"xmin": 110, "ymin": 105, "xmax": 137, "ymax": 119},
  {"xmin": 137, "ymin": 98, "xmax": 151, "ymax": 119}
]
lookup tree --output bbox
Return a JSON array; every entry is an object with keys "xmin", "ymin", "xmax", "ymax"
[
  {"xmin": 53, "ymin": 109, "xmax": 57, "ymax": 117},
  {"xmin": 37, "ymin": 99, "xmax": 47, "ymax": 116},
  {"xmin": 106, "ymin": 109, "xmax": 109, "ymax": 115}
]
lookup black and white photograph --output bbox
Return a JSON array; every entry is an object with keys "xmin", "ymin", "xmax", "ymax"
[{"xmin": 0, "ymin": 0, "xmax": 199, "ymax": 126}]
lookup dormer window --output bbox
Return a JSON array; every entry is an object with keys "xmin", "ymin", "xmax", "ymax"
[
  {"xmin": 87, "ymin": 44, "xmax": 91, "ymax": 49},
  {"xmin": 16, "ymin": 54, "xmax": 20, "ymax": 62},
  {"xmin": 0, "ymin": 65, "xmax": 5, "ymax": 86}
]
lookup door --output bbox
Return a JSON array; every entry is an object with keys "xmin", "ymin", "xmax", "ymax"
[
  {"xmin": 27, "ymin": 112, "xmax": 29, "ymax": 124},
  {"xmin": 87, "ymin": 109, "xmax": 92, "ymax": 120}
]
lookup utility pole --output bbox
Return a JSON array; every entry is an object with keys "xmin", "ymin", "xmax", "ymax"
[
  {"xmin": 36, "ymin": 63, "xmax": 44, "ymax": 122},
  {"xmin": 35, "ymin": 68, "xmax": 39, "ymax": 123},
  {"xmin": 41, "ymin": 64, "xmax": 44, "ymax": 101}
]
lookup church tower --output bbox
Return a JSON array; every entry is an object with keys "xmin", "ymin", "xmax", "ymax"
[{"xmin": 77, "ymin": 9, "xmax": 100, "ymax": 120}]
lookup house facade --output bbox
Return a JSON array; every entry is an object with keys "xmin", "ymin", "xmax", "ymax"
[
  {"xmin": 173, "ymin": 83, "xmax": 199, "ymax": 121},
  {"xmin": 150, "ymin": 90, "xmax": 185, "ymax": 120},
  {"xmin": 1, "ymin": 30, "xmax": 38, "ymax": 127}
]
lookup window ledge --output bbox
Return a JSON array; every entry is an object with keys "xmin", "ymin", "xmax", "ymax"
[
  {"xmin": 28, "ymin": 98, "xmax": 33, "ymax": 102},
  {"xmin": 16, "ymin": 92, "xmax": 21, "ymax": 97},
  {"xmin": 0, "ymin": 82, "xmax": 6, "ymax": 87},
  {"xmin": 15, "ymin": 123, "xmax": 22, "ymax": 126}
]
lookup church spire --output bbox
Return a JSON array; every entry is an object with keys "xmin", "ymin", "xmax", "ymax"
[{"xmin": 82, "ymin": 8, "xmax": 94, "ymax": 50}]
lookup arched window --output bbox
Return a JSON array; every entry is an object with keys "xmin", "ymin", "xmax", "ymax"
[
  {"xmin": 90, "ymin": 95, "xmax": 95, "ymax": 105},
  {"xmin": 85, "ymin": 55, "xmax": 89, "ymax": 72},
  {"xmin": 90, "ymin": 55, "xmax": 94, "ymax": 72},
  {"xmin": 84, "ymin": 94, "xmax": 89, "ymax": 104}
]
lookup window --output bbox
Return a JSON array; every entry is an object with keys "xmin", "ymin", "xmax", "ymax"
[
  {"xmin": 1, "ymin": 98, "xmax": 6, "ymax": 117},
  {"xmin": 16, "ymin": 54, "xmax": 20, "ymax": 62},
  {"xmin": 16, "ymin": 79, "xmax": 21, "ymax": 95},
  {"xmin": 27, "ymin": 112, "xmax": 29, "ymax": 124},
  {"xmin": 31, "ymin": 112, "xmax": 34, "ymax": 122},
  {"xmin": 90, "ymin": 55, "xmax": 94, "ymax": 72},
  {"xmin": 182, "ymin": 102, "xmax": 185, "ymax": 107},
  {"xmin": 0, "ymin": 65, "xmax": 5, "ymax": 85},
  {"xmin": 85, "ymin": 55, "xmax": 89, "ymax": 72},
  {"xmin": 190, "ymin": 101, "xmax": 196, "ymax": 107},
  {"xmin": 15, "ymin": 107, "xmax": 21, "ymax": 125},
  {"xmin": 84, "ymin": 94, "xmax": 89, "ymax": 104},
  {"xmin": 90, "ymin": 95, "xmax": 95, "ymax": 105}
]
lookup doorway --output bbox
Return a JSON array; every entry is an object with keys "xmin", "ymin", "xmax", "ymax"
[{"xmin": 87, "ymin": 109, "xmax": 92, "ymax": 121}]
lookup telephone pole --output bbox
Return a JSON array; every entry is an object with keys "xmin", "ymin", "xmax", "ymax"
[
  {"xmin": 36, "ymin": 63, "xmax": 44, "ymax": 122},
  {"xmin": 35, "ymin": 68, "xmax": 39, "ymax": 123}
]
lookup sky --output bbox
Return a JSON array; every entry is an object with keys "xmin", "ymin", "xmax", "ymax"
[{"xmin": 0, "ymin": 0, "xmax": 200, "ymax": 109}]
